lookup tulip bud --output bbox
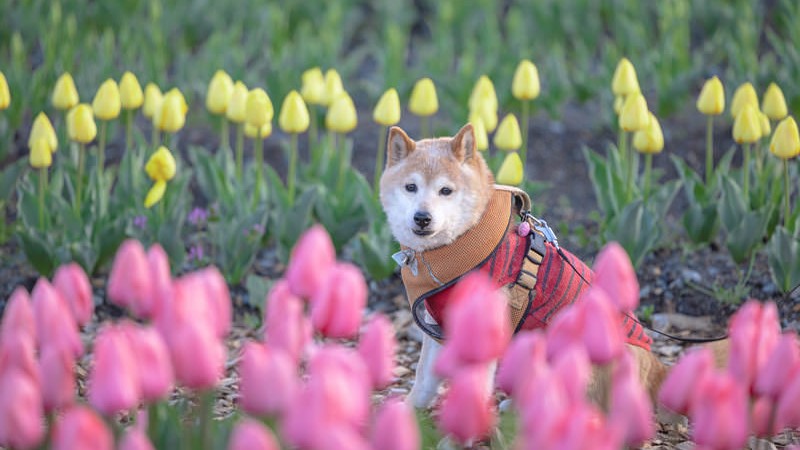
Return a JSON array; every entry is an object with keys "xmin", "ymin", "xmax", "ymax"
[
  {"xmin": 206, "ymin": 70, "xmax": 234, "ymax": 115},
  {"xmin": 0, "ymin": 368, "xmax": 45, "ymax": 449},
  {"xmin": 633, "ymin": 112, "xmax": 664, "ymax": 154},
  {"xmin": 119, "ymin": 71, "xmax": 143, "ymax": 110},
  {"xmin": 438, "ymin": 366, "xmax": 495, "ymax": 444},
  {"xmin": 0, "ymin": 287, "xmax": 36, "ymax": 346},
  {"xmin": 278, "ymin": 90, "xmax": 310, "ymax": 134},
  {"xmin": 145, "ymin": 146, "xmax": 177, "ymax": 182},
  {"xmin": 142, "ymin": 83, "xmax": 162, "ymax": 119},
  {"xmin": 228, "ymin": 419, "xmax": 280, "ymax": 450},
  {"xmin": 733, "ymin": 104, "xmax": 761, "ymax": 144},
  {"xmin": 611, "ymin": 58, "xmax": 640, "ymax": 96},
  {"xmin": 29, "ymin": 138, "xmax": 52, "ymax": 169},
  {"xmin": 471, "ymin": 98, "xmax": 498, "ymax": 133},
  {"xmin": 592, "ymin": 241, "xmax": 640, "ymax": 312},
  {"xmin": 326, "ymin": 93, "xmax": 358, "ymax": 133},
  {"xmin": 373, "ymin": 88, "xmax": 401, "ymax": 126},
  {"xmin": 32, "ymin": 278, "xmax": 83, "ymax": 357},
  {"xmin": 619, "ymin": 93, "xmax": 650, "ymax": 132},
  {"xmin": 264, "ymin": 280, "xmax": 311, "ymax": 363},
  {"xmin": 469, "ymin": 76, "xmax": 499, "ymax": 131},
  {"xmin": 88, "ymin": 324, "xmax": 142, "ymax": 415},
  {"xmin": 92, "ymin": 79, "xmax": 121, "ymax": 120},
  {"xmin": 39, "ymin": 345, "xmax": 76, "ymax": 412},
  {"xmin": 311, "ymin": 263, "xmax": 367, "ymax": 338},
  {"xmin": 245, "ymin": 88, "xmax": 273, "ymax": 129},
  {"xmin": 493, "ymin": 114, "xmax": 522, "ymax": 151},
  {"xmin": 66, "ymin": 104, "xmax": 97, "ymax": 144},
  {"xmin": 730, "ymin": 82, "xmax": 758, "ymax": 119},
  {"xmin": 226, "ymin": 81, "xmax": 248, "ymax": 123},
  {"xmin": 238, "ymin": 342, "xmax": 297, "ymax": 417},
  {"xmin": 122, "ymin": 324, "xmax": 174, "ymax": 402},
  {"xmin": 357, "ymin": 314, "xmax": 397, "ymax": 389},
  {"xmin": 371, "ymin": 397, "xmax": 420, "ymax": 450},
  {"xmin": 52, "ymin": 262, "xmax": 93, "ymax": 326},
  {"xmin": 512, "ymin": 59, "xmax": 541, "ymax": 101},
  {"xmin": 286, "ymin": 225, "xmax": 336, "ymax": 299},
  {"xmin": 28, "ymin": 112, "xmax": 58, "ymax": 153},
  {"xmin": 301, "ymin": 67, "xmax": 326, "ymax": 106},
  {"xmin": 696, "ymin": 76, "xmax": 725, "ymax": 116},
  {"xmin": 496, "ymin": 152, "xmax": 523, "ymax": 185},
  {"xmin": 52, "ymin": 73, "xmax": 79, "ymax": 111},
  {"xmin": 52, "ymin": 405, "xmax": 113, "ymax": 450},
  {"xmin": 323, "ymin": 69, "xmax": 344, "ymax": 106},
  {"xmin": 107, "ymin": 240, "xmax": 152, "ymax": 312},
  {"xmin": 0, "ymin": 71, "xmax": 9, "ymax": 110},
  {"xmin": 759, "ymin": 111, "xmax": 771, "ymax": 138},
  {"xmin": 408, "ymin": 77, "xmax": 438, "ymax": 117},
  {"xmin": 762, "ymin": 82, "xmax": 788, "ymax": 121},
  {"xmin": 144, "ymin": 178, "xmax": 166, "ymax": 208},
  {"xmin": 244, "ymin": 122, "xmax": 272, "ymax": 140},
  {"xmin": 613, "ymin": 96, "xmax": 624, "ymax": 115},
  {"xmin": 470, "ymin": 115, "xmax": 489, "ymax": 151},
  {"xmin": 166, "ymin": 88, "xmax": 188, "ymax": 115},
  {"xmin": 118, "ymin": 428, "xmax": 155, "ymax": 450},
  {"xmin": 153, "ymin": 90, "xmax": 185, "ymax": 132},
  {"xmin": 770, "ymin": 116, "xmax": 800, "ymax": 159}
]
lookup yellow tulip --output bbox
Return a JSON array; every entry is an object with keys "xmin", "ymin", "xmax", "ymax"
[
  {"xmin": 769, "ymin": 116, "xmax": 800, "ymax": 159},
  {"xmin": 245, "ymin": 88, "xmax": 273, "ymax": 129},
  {"xmin": 696, "ymin": 76, "xmax": 725, "ymax": 116},
  {"xmin": 52, "ymin": 73, "xmax": 79, "ymax": 110},
  {"xmin": 206, "ymin": 70, "xmax": 234, "ymax": 115},
  {"xmin": 323, "ymin": 69, "xmax": 344, "ymax": 107},
  {"xmin": 469, "ymin": 115, "xmax": 489, "ymax": 151},
  {"xmin": 496, "ymin": 152, "xmax": 524, "ymax": 185},
  {"xmin": 619, "ymin": 93, "xmax": 650, "ymax": 132},
  {"xmin": 119, "ymin": 71, "xmax": 143, "ymax": 110},
  {"xmin": 494, "ymin": 114, "xmax": 522, "ymax": 152},
  {"xmin": 166, "ymin": 88, "xmax": 188, "ymax": 115},
  {"xmin": 92, "ymin": 79, "xmax": 121, "ymax": 120},
  {"xmin": 301, "ymin": 67, "xmax": 326, "ymax": 106},
  {"xmin": 28, "ymin": 112, "xmax": 58, "ymax": 153},
  {"xmin": 732, "ymin": 104, "xmax": 761, "ymax": 144},
  {"xmin": 611, "ymin": 58, "xmax": 640, "ymax": 96},
  {"xmin": 469, "ymin": 76, "xmax": 498, "ymax": 115},
  {"xmin": 153, "ymin": 91, "xmax": 185, "ymax": 133},
  {"xmin": 730, "ymin": 82, "xmax": 758, "ymax": 119},
  {"xmin": 613, "ymin": 96, "xmax": 624, "ymax": 115},
  {"xmin": 409, "ymin": 78, "xmax": 438, "ymax": 117},
  {"xmin": 245, "ymin": 122, "xmax": 273, "ymax": 139},
  {"xmin": 67, "ymin": 104, "xmax": 97, "ymax": 143},
  {"xmin": 279, "ymin": 90, "xmax": 310, "ymax": 134},
  {"xmin": 633, "ymin": 112, "xmax": 664, "ymax": 154},
  {"xmin": 144, "ymin": 180, "xmax": 167, "ymax": 208},
  {"xmin": 470, "ymin": 95, "xmax": 498, "ymax": 133},
  {"xmin": 142, "ymin": 83, "xmax": 162, "ymax": 119},
  {"xmin": 145, "ymin": 145, "xmax": 177, "ymax": 181},
  {"xmin": 512, "ymin": 60, "xmax": 541, "ymax": 101},
  {"xmin": 326, "ymin": 93, "xmax": 358, "ymax": 133},
  {"xmin": 762, "ymin": 83, "xmax": 788, "ymax": 121},
  {"xmin": 29, "ymin": 137, "xmax": 52, "ymax": 169},
  {"xmin": 373, "ymin": 88, "xmax": 401, "ymax": 126},
  {"xmin": 0, "ymin": 71, "xmax": 9, "ymax": 110},
  {"xmin": 226, "ymin": 81, "xmax": 248, "ymax": 123},
  {"xmin": 758, "ymin": 111, "xmax": 771, "ymax": 138}
]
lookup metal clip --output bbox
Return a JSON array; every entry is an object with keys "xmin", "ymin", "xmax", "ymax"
[
  {"xmin": 523, "ymin": 212, "xmax": 559, "ymax": 249},
  {"xmin": 392, "ymin": 249, "xmax": 419, "ymax": 276}
]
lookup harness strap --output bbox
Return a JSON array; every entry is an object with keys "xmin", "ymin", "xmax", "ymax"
[{"xmin": 507, "ymin": 232, "xmax": 546, "ymax": 332}]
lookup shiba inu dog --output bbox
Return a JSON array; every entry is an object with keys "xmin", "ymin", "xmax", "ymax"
[{"xmin": 379, "ymin": 123, "xmax": 667, "ymax": 409}]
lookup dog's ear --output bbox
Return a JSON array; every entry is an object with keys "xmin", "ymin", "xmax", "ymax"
[
  {"xmin": 387, "ymin": 126, "xmax": 416, "ymax": 167},
  {"xmin": 451, "ymin": 123, "xmax": 476, "ymax": 162}
]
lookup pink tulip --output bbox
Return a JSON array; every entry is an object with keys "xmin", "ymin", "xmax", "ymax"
[
  {"xmin": 544, "ymin": 304, "xmax": 586, "ymax": 360},
  {"xmin": 227, "ymin": 419, "xmax": 280, "ymax": 450},
  {"xmin": 496, "ymin": 331, "xmax": 547, "ymax": 396},
  {"xmin": 119, "ymin": 427, "xmax": 155, "ymax": 450},
  {"xmin": 143, "ymin": 244, "xmax": 174, "ymax": 320},
  {"xmin": 88, "ymin": 323, "xmax": 142, "ymax": 415},
  {"xmin": 579, "ymin": 286, "xmax": 624, "ymax": 364},
  {"xmin": 171, "ymin": 268, "xmax": 231, "ymax": 339},
  {"xmin": 608, "ymin": 352, "xmax": 654, "ymax": 446},
  {"xmin": 53, "ymin": 262, "xmax": 93, "ymax": 326},
  {"xmin": 357, "ymin": 314, "xmax": 397, "ymax": 389},
  {"xmin": 238, "ymin": 342, "xmax": 297, "ymax": 417},
  {"xmin": 306, "ymin": 346, "xmax": 370, "ymax": 428},
  {"xmin": 38, "ymin": 345, "xmax": 75, "ymax": 412},
  {"xmin": 31, "ymin": 278, "xmax": 83, "ymax": 357},
  {"xmin": 691, "ymin": 371, "xmax": 749, "ymax": 450},
  {"xmin": 751, "ymin": 396, "xmax": 778, "ymax": 438},
  {"xmin": 438, "ymin": 365, "xmax": 495, "ymax": 444},
  {"xmin": 728, "ymin": 300, "xmax": 780, "ymax": 390},
  {"xmin": 315, "ymin": 426, "xmax": 371, "ymax": 450},
  {"xmin": 516, "ymin": 366, "xmax": 570, "ymax": 446},
  {"xmin": 193, "ymin": 266, "xmax": 232, "ymax": 337},
  {"xmin": 551, "ymin": 344, "xmax": 592, "ymax": 405},
  {"xmin": 553, "ymin": 403, "xmax": 623, "ymax": 450},
  {"xmin": 264, "ymin": 279, "xmax": 311, "ymax": 362},
  {"xmin": 658, "ymin": 347, "xmax": 715, "ymax": 415},
  {"xmin": 371, "ymin": 397, "xmax": 420, "ymax": 450},
  {"xmin": 311, "ymin": 263, "xmax": 367, "ymax": 339},
  {"xmin": 1, "ymin": 287, "xmax": 36, "ymax": 345},
  {"xmin": 285, "ymin": 224, "xmax": 336, "ymax": 300},
  {"xmin": 776, "ymin": 369, "xmax": 800, "ymax": 429},
  {"xmin": 121, "ymin": 323, "xmax": 174, "ymax": 402},
  {"xmin": 107, "ymin": 239, "xmax": 151, "ymax": 312},
  {"xmin": 167, "ymin": 317, "xmax": 225, "ymax": 390},
  {"xmin": 52, "ymin": 405, "xmax": 113, "ymax": 450},
  {"xmin": 754, "ymin": 332, "xmax": 800, "ymax": 399},
  {"xmin": 592, "ymin": 241, "xmax": 639, "ymax": 312},
  {"xmin": 0, "ymin": 368, "xmax": 44, "ymax": 449},
  {"xmin": 0, "ymin": 331, "xmax": 40, "ymax": 383}
]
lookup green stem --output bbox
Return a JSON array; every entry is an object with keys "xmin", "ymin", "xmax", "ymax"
[
  {"xmin": 126, "ymin": 109, "xmax": 134, "ymax": 151},
  {"xmin": 743, "ymin": 142, "xmax": 751, "ymax": 203},
  {"xmin": 76, "ymin": 142, "xmax": 85, "ymax": 212},
  {"xmin": 421, "ymin": 116, "xmax": 430, "ymax": 139},
  {"xmin": 253, "ymin": 137, "xmax": 264, "ymax": 208},
  {"xmin": 236, "ymin": 123, "xmax": 244, "ymax": 181},
  {"xmin": 520, "ymin": 100, "xmax": 530, "ymax": 166},
  {"xmin": 374, "ymin": 125, "xmax": 388, "ymax": 197},
  {"xmin": 198, "ymin": 391, "xmax": 214, "ymax": 450},
  {"xmin": 310, "ymin": 105, "xmax": 318, "ymax": 152},
  {"xmin": 148, "ymin": 402, "xmax": 159, "ymax": 444},
  {"xmin": 784, "ymin": 159, "xmax": 791, "ymax": 228},
  {"xmin": 220, "ymin": 116, "xmax": 229, "ymax": 151},
  {"xmin": 288, "ymin": 133, "xmax": 298, "ymax": 205},
  {"xmin": 98, "ymin": 120, "xmax": 107, "ymax": 180},
  {"xmin": 38, "ymin": 167, "xmax": 46, "ymax": 230},
  {"xmin": 644, "ymin": 153, "xmax": 653, "ymax": 203},
  {"xmin": 705, "ymin": 115, "xmax": 714, "ymax": 185},
  {"xmin": 337, "ymin": 133, "xmax": 348, "ymax": 194},
  {"xmin": 151, "ymin": 124, "xmax": 159, "ymax": 151}
]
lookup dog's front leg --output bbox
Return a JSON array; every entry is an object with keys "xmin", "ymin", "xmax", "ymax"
[{"xmin": 408, "ymin": 327, "xmax": 442, "ymax": 408}]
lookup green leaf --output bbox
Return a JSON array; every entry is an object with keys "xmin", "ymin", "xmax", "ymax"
[
  {"xmin": 0, "ymin": 159, "xmax": 26, "ymax": 201},
  {"xmin": 245, "ymin": 274, "xmax": 272, "ymax": 312},
  {"xmin": 766, "ymin": 226, "xmax": 800, "ymax": 293},
  {"xmin": 16, "ymin": 228, "xmax": 56, "ymax": 277}
]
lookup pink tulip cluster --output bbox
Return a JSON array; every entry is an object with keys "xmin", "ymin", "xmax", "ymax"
[{"xmin": 659, "ymin": 299, "xmax": 800, "ymax": 450}]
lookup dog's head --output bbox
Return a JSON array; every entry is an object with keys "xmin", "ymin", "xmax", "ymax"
[{"xmin": 379, "ymin": 124, "xmax": 494, "ymax": 252}]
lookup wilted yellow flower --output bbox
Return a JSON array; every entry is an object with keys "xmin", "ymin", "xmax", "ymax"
[
  {"xmin": 619, "ymin": 93, "xmax": 650, "ymax": 132},
  {"xmin": 119, "ymin": 71, "xmax": 143, "ymax": 110},
  {"xmin": 67, "ymin": 104, "xmax": 97, "ymax": 144},
  {"xmin": 613, "ymin": 96, "xmax": 624, "ymax": 115},
  {"xmin": 245, "ymin": 88, "xmax": 273, "ymax": 129},
  {"xmin": 323, "ymin": 69, "xmax": 344, "ymax": 107},
  {"xmin": 0, "ymin": 71, "xmax": 9, "ymax": 110},
  {"xmin": 145, "ymin": 145, "xmax": 177, "ymax": 181},
  {"xmin": 245, "ymin": 122, "xmax": 273, "ymax": 139},
  {"xmin": 762, "ymin": 83, "xmax": 787, "ymax": 121},
  {"xmin": 469, "ymin": 115, "xmax": 489, "ymax": 151},
  {"xmin": 611, "ymin": 58, "xmax": 640, "ymax": 96},
  {"xmin": 494, "ymin": 114, "xmax": 522, "ymax": 151},
  {"xmin": 633, "ymin": 112, "xmax": 664, "ymax": 154},
  {"xmin": 730, "ymin": 82, "xmax": 758, "ymax": 119},
  {"xmin": 301, "ymin": 67, "xmax": 326, "ymax": 106},
  {"xmin": 409, "ymin": 78, "xmax": 438, "ymax": 117},
  {"xmin": 28, "ymin": 112, "xmax": 58, "ymax": 153},
  {"xmin": 206, "ymin": 70, "xmax": 234, "ymax": 115},
  {"xmin": 92, "ymin": 79, "xmax": 121, "ymax": 120},
  {"xmin": 733, "ymin": 104, "xmax": 761, "ymax": 144},
  {"xmin": 373, "ymin": 88, "xmax": 401, "ymax": 126},
  {"xmin": 153, "ymin": 90, "xmax": 186, "ymax": 133},
  {"xmin": 226, "ymin": 81, "xmax": 248, "ymax": 123},
  {"xmin": 696, "ymin": 76, "xmax": 725, "ymax": 116},
  {"xmin": 279, "ymin": 90, "xmax": 310, "ymax": 134},
  {"xmin": 758, "ymin": 111, "xmax": 771, "ymax": 138},
  {"xmin": 326, "ymin": 93, "xmax": 357, "ymax": 133},
  {"xmin": 52, "ymin": 73, "xmax": 79, "ymax": 110},
  {"xmin": 29, "ymin": 138, "xmax": 52, "ymax": 169},
  {"xmin": 770, "ymin": 116, "xmax": 800, "ymax": 159},
  {"xmin": 496, "ymin": 152, "xmax": 524, "ymax": 185},
  {"xmin": 512, "ymin": 60, "xmax": 540, "ymax": 101},
  {"xmin": 143, "ymin": 83, "xmax": 162, "ymax": 119},
  {"xmin": 144, "ymin": 180, "xmax": 167, "ymax": 208}
]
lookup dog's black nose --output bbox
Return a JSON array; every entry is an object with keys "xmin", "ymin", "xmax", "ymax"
[{"xmin": 414, "ymin": 212, "xmax": 432, "ymax": 228}]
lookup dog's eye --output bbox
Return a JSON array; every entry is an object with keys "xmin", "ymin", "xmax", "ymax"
[
  {"xmin": 405, "ymin": 183, "xmax": 417, "ymax": 193},
  {"xmin": 439, "ymin": 187, "xmax": 453, "ymax": 196}
]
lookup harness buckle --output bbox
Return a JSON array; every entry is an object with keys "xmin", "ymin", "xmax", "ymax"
[{"xmin": 522, "ymin": 211, "xmax": 560, "ymax": 249}]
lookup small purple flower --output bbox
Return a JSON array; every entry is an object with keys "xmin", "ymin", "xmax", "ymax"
[
  {"xmin": 187, "ymin": 207, "xmax": 209, "ymax": 227},
  {"xmin": 187, "ymin": 243, "xmax": 204, "ymax": 263},
  {"xmin": 133, "ymin": 215, "xmax": 147, "ymax": 229},
  {"xmin": 245, "ymin": 223, "xmax": 265, "ymax": 238}
]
